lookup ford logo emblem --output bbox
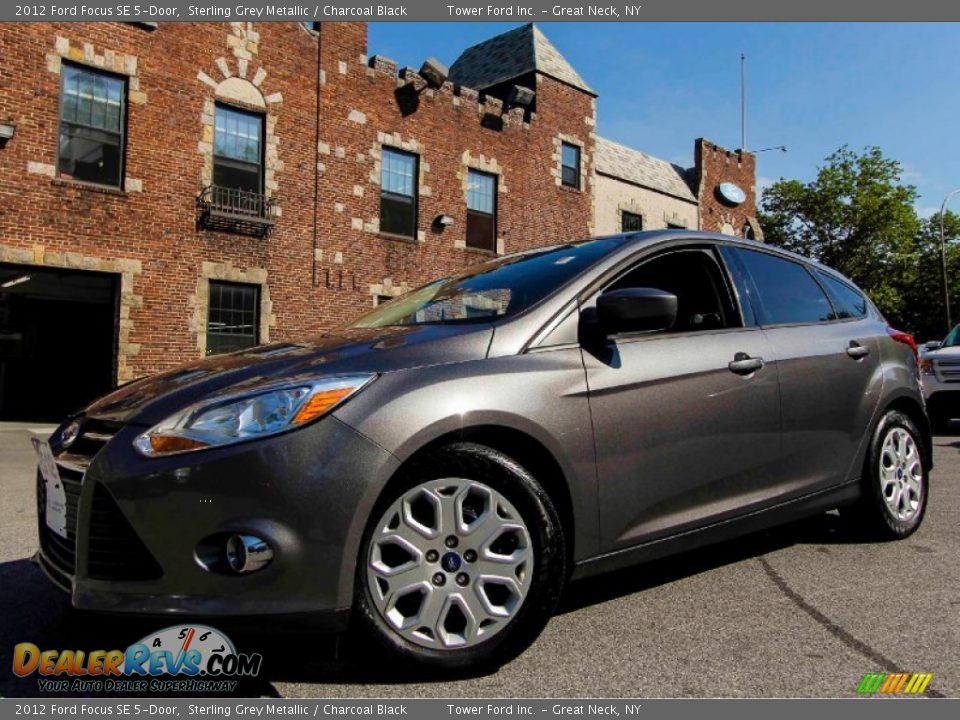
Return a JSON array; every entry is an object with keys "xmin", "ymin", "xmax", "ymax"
[
  {"xmin": 441, "ymin": 551, "xmax": 462, "ymax": 573},
  {"xmin": 717, "ymin": 182, "xmax": 747, "ymax": 206}
]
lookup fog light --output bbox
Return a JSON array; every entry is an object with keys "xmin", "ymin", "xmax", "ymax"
[{"xmin": 225, "ymin": 534, "xmax": 273, "ymax": 574}]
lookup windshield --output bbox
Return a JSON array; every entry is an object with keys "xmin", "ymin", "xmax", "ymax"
[
  {"xmin": 346, "ymin": 238, "xmax": 626, "ymax": 329},
  {"xmin": 943, "ymin": 324, "xmax": 960, "ymax": 348}
]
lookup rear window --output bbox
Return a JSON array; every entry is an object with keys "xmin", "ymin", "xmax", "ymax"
[
  {"xmin": 815, "ymin": 271, "xmax": 868, "ymax": 319},
  {"xmin": 735, "ymin": 249, "xmax": 834, "ymax": 325}
]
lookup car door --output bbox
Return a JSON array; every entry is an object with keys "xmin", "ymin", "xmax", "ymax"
[
  {"xmin": 728, "ymin": 247, "xmax": 883, "ymax": 492},
  {"xmin": 581, "ymin": 244, "xmax": 783, "ymax": 552}
]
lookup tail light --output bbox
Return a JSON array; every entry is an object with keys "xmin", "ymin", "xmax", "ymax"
[{"xmin": 887, "ymin": 327, "xmax": 918, "ymax": 358}]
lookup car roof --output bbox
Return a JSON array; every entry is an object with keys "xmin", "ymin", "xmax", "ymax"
[{"xmin": 604, "ymin": 230, "xmax": 858, "ymax": 287}]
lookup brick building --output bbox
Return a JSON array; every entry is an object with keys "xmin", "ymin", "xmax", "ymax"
[{"xmin": 0, "ymin": 21, "xmax": 758, "ymax": 421}]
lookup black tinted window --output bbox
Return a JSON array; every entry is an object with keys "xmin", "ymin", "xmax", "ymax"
[
  {"xmin": 609, "ymin": 249, "xmax": 738, "ymax": 332},
  {"xmin": 736, "ymin": 249, "xmax": 834, "ymax": 325},
  {"xmin": 815, "ymin": 271, "xmax": 868, "ymax": 319}
]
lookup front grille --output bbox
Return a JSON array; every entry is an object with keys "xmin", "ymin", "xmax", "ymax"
[
  {"xmin": 37, "ymin": 418, "xmax": 162, "ymax": 583},
  {"xmin": 936, "ymin": 358, "xmax": 960, "ymax": 383},
  {"xmin": 87, "ymin": 484, "xmax": 163, "ymax": 581}
]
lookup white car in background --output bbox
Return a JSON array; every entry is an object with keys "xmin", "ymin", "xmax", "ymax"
[{"xmin": 920, "ymin": 324, "xmax": 960, "ymax": 431}]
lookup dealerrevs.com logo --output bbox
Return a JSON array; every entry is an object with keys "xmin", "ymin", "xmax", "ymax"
[{"xmin": 13, "ymin": 625, "xmax": 262, "ymax": 693}]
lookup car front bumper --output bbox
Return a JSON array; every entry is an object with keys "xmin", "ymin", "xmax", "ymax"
[{"xmin": 35, "ymin": 414, "xmax": 400, "ymax": 624}]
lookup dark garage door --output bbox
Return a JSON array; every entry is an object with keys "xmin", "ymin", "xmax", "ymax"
[{"xmin": 0, "ymin": 263, "xmax": 119, "ymax": 422}]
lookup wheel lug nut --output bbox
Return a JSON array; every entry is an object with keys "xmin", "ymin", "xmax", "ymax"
[
  {"xmin": 456, "ymin": 572, "xmax": 470, "ymax": 586},
  {"xmin": 426, "ymin": 550, "xmax": 439, "ymax": 563},
  {"xmin": 432, "ymin": 572, "xmax": 446, "ymax": 586},
  {"xmin": 464, "ymin": 549, "xmax": 477, "ymax": 563},
  {"xmin": 445, "ymin": 535, "xmax": 459, "ymax": 549}
]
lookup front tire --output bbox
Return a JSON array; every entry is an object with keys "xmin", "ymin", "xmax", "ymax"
[
  {"xmin": 354, "ymin": 442, "xmax": 566, "ymax": 672},
  {"xmin": 843, "ymin": 410, "xmax": 928, "ymax": 539}
]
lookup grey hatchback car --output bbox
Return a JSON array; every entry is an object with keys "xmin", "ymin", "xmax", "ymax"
[{"xmin": 35, "ymin": 231, "xmax": 930, "ymax": 670}]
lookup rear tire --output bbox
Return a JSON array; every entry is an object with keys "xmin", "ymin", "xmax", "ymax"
[
  {"xmin": 354, "ymin": 442, "xmax": 566, "ymax": 672},
  {"xmin": 842, "ymin": 410, "xmax": 928, "ymax": 540}
]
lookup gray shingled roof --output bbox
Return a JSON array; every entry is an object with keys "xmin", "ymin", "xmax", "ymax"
[
  {"xmin": 595, "ymin": 137, "xmax": 697, "ymax": 202},
  {"xmin": 449, "ymin": 24, "xmax": 594, "ymax": 95}
]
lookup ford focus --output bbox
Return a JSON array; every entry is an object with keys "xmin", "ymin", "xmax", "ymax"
[{"xmin": 34, "ymin": 231, "xmax": 931, "ymax": 670}]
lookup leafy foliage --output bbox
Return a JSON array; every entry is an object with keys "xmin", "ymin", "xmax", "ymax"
[{"xmin": 759, "ymin": 146, "xmax": 958, "ymax": 340}]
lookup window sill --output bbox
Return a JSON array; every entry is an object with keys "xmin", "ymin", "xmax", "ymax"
[
  {"xmin": 463, "ymin": 246, "xmax": 498, "ymax": 258},
  {"xmin": 377, "ymin": 232, "xmax": 419, "ymax": 244},
  {"xmin": 559, "ymin": 183, "xmax": 582, "ymax": 194},
  {"xmin": 52, "ymin": 177, "xmax": 128, "ymax": 197}
]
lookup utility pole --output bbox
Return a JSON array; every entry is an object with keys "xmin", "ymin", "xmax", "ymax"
[
  {"xmin": 939, "ymin": 189, "xmax": 959, "ymax": 333},
  {"xmin": 740, "ymin": 53, "xmax": 747, "ymax": 151}
]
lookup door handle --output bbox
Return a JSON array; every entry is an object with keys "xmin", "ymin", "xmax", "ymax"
[
  {"xmin": 847, "ymin": 341, "xmax": 870, "ymax": 359},
  {"xmin": 728, "ymin": 352, "xmax": 764, "ymax": 375}
]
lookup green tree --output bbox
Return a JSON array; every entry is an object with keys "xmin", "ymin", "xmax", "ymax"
[
  {"xmin": 900, "ymin": 211, "xmax": 960, "ymax": 341},
  {"xmin": 759, "ymin": 146, "xmax": 920, "ymax": 325}
]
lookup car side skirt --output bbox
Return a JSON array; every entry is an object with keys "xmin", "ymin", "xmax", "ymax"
[{"xmin": 571, "ymin": 480, "xmax": 862, "ymax": 581}]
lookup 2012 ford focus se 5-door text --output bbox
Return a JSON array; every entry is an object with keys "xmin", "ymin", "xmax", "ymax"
[{"xmin": 34, "ymin": 231, "xmax": 931, "ymax": 670}]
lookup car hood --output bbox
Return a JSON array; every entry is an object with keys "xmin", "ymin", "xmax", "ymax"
[
  {"xmin": 929, "ymin": 346, "xmax": 960, "ymax": 358},
  {"xmin": 84, "ymin": 324, "xmax": 493, "ymax": 425}
]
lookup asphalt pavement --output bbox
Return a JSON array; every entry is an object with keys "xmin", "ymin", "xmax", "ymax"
[{"xmin": 1, "ymin": 422, "xmax": 958, "ymax": 698}]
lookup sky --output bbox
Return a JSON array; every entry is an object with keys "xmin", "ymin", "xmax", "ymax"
[{"xmin": 368, "ymin": 22, "xmax": 960, "ymax": 217}]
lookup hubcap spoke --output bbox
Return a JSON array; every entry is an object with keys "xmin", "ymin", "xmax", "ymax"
[
  {"xmin": 367, "ymin": 477, "xmax": 534, "ymax": 650},
  {"xmin": 878, "ymin": 427, "xmax": 923, "ymax": 522}
]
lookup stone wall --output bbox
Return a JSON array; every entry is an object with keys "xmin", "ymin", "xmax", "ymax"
[{"xmin": 593, "ymin": 174, "xmax": 699, "ymax": 235}]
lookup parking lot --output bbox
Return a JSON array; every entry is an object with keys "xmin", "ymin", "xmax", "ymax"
[{"xmin": 1, "ymin": 422, "xmax": 958, "ymax": 698}]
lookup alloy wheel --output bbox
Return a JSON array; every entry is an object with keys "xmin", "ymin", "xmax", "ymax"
[
  {"xmin": 878, "ymin": 427, "xmax": 923, "ymax": 522},
  {"xmin": 366, "ymin": 478, "xmax": 533, "ymax": 649}
]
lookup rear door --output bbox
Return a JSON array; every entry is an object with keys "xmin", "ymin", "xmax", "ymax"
[
  {"xmin": 582, "ymin": 244, "xmax": 783, "ymax": 551},
  {"xmin": 729, "ymin": 247, "xmax": 883, "ymax": 491}
]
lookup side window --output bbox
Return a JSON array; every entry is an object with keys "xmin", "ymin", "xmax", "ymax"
[
  {"xmin": 58, "ymin": 63, "xmax": 126, "ymax": 187},
  {"xmin": 815, "ymin": 271, "xmax": 868, "ymax": 319},
  {"xmin": 213, "ymin": 104, "xmax": 264, "ymax": 193},
  {"xmin": 560, "ymin": 142, "xmax": 581, "ymax": 189},
  {"xmin": 207, "ymin": 281, "xmax": 260, "ymax": 355},
  {"xmin": 621, "ymin": 211, "xmax": 643, "ymax": 232},
  {"xmin": 466, "ymin": 169, "xmax": 497, "ymax": 252},
  {"xmin": 735, "ymin": 249, "xmax": 834, "ymax": 325},
  {"xmin": 608, "ymin": 249, "xmax": 740, "ymax": 333},
  {"xmin": 380, "ymin": 147, "xmax": 418, "ymax": 238}
]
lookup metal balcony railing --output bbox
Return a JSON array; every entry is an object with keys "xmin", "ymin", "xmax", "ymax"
[{"xmin": 197, "ymin": 185, "xmax": 277, "ymax": 237}]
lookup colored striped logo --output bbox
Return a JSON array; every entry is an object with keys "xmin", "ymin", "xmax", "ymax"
[{"xmin": 857, "ymin": 672, "xmax": 933, "ymax": 695}]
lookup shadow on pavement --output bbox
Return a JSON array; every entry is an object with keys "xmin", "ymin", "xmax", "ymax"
[{"xmin": 0, "ymin": 511, "xmax": 875, "ymax": 695}]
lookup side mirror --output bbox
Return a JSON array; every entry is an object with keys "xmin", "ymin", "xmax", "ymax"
[
  {"xmin": 925, "ymin": 340, "xmax": 942, "ymax": 351},
  {"xmin": 596, "ymin": 287, "xmax": 678, "ymax": 335}
]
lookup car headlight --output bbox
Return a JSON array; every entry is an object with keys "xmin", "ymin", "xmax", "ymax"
[
  {"xmin": 919, "ymin": 358, "xmax": 935, "ymax": 375},
  {"xmin": 133, "ymin": 375, "xmax": 375, "ymax": 457}
]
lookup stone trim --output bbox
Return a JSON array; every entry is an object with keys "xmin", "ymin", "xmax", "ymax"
[
  {"xmin": 663, "ymin": 210, "xmax": 692, "ymax": 229},
  {"xmin": 365, "ymin": 132, "xmax": 431, "ymax": 242},
  {"xmin": 188, "ymin": 262, "xmax": 275, "ymax": 356},
  {"xmin": 552, "ymin": 133, "xmax": 589, "ymax": 190},
  {"xmin": 745, "ymin": 217, "xmax": 765, "ymax": 241},
  {"xmin": 368, "ymin": 277, "xmax": 412, "ymax": 305},
  {"xmin": 197, "ymin": 23, "xmax": 283, "ymax": 203},
  {"xmin": 456, "ymin": 151, "xmax": 507, "ymax": 253},
  {"xmin": 616, "ymin": 200, "xmax": 647, "ymax": 232},
  {"xmin": 43, "ymin": 36, "xmax": 146, "ymax": 193},
  {"xmin": 0, "ymin": 242, "xmax": 143, "ymax": 383}
]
